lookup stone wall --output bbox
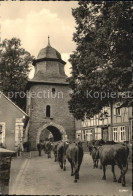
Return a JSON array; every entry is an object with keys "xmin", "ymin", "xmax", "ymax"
[{"xmin": 28, "ymin": 84, "xmax": 75, "ymax": 149}]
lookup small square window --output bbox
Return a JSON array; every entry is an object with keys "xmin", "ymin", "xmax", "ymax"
[
  {"xmin": 46, "ymin": 105, "xmax": 50, "ymax": 118},
  {"xmin": 52, "ymin": 88, "xmax": 56, "ymax": 94}
]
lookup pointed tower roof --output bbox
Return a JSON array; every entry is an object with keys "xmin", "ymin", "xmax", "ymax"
[
  {"xmin": 26, "ymin": 38, "xmax": 68, "ymax": 89},
  {"xmin": 37, "ymin": 36, "xmax": 62, "ymax": 60}
]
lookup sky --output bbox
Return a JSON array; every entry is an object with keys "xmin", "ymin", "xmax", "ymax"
[{"xmin": 1, "ymin": 1, "xmax": 78, "ymax": 78}]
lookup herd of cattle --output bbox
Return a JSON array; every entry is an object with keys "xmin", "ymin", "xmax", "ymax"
[{"xmin": 37, "ymin": 139, "xmax": 131, "ymax": 186}]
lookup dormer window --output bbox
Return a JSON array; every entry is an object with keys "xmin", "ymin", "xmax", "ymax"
[{"xmin": 46, "ymin": 105, "xmax": 50, "ymax": 117}]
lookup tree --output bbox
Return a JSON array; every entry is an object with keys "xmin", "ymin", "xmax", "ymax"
[
  {"xmin": 0, "ymin": 38, "xmax": 34, "ymax": 110},
  {"xmin": 68, "ymin": 1, "xmax": 132, "ymax": 120}
]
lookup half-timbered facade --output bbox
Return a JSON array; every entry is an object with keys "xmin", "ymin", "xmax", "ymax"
[{"xmin": 76, "ymin": 102, "xmax": 132, "ymax": 142}]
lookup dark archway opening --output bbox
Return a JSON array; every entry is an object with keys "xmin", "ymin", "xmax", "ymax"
[
  {"xmin": 39, "ymin": 126, "xmax": 62, "ymax": 142},
  {"xmin": 47, "ymin": 126, "xmax": 62, "ymax": 141}
]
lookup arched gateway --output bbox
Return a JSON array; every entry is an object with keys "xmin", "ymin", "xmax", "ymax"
[
  {"xmin": 26, "ymin": 38, "xmax": 75, "ymax": 150},
  {"xmin": 36, "ymin": 122, "xmax": 67, "ymax": 145}
]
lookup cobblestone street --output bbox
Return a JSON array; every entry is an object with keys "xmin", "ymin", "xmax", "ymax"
[{"xmin": 9, "ymin": 152, "xmax": 132, "ymax": 195}]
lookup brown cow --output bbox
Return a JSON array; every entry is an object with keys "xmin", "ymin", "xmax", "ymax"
[
  {"xmin": 66, "ymin": 141, "xmax": 83, "ymax": 183},
  {"xmin": 57, "ymin": 141, "xmax": 69, "ymax": 171},
  {"xmin": 105, "ymin": 140, "xmax": 117, "ymax": 145},
  {"xmin": 44, "ymin": 141, "xmax": 52, "ymax": 158},
  {"xmin": 94, "ymin": 139, "xmax": 105, "ymax": 146},
  {"xmin": 87, "ymin": 139, "xmax": 96, "ymax": 155},
  {"xmin": 52, "ymin": 141, "xmax": 61, "ymax": 162},
  {"xmin": 87, "ymin": 139, "xmax": 105, "ymax": 155},
  {"xmin": 37, "ymin": 141, "xmax": 44, "ymax": 156},
  {"xmin": 91, "ymin": 140, "xmax": 117, "ymax": 168},
  {"xmin": 91, "ymin": 146, "xmax": 99, "ymax": 168},
  {"xmin": 97, "ymin": 144, "xmax": 129, "ymax": 187},
  {"xmin": 88, "ymin": 139, "xmax": 105, "ymax": 168}
]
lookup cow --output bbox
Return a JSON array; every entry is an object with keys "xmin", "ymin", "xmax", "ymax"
[
  {"xmin": 128, "ymin": 141, "xmax": 132, "ymax": 160},
  {"xmin": 87, "ymin": 139, "xmax": 105, "ymax": 154},
  {"xmin": 91, "ymin": 146, "xmax": 99, "ymax": 168},
  {"xmin": 95, "ymin": 139, "xmax": 105, "ymax": 146},
  {"xmin": 105, "ymin": 140, "xmax": 117, "ymax": 145},
  {"xmin": 52, "ymin": 141, "xmax": 61, "ymax": 162},
  {"xmin": 37, "ymin": 141, "xmax": 44, "ymax": 156},
  {"xmin": 44, "ymin": 141, "xmax": 53, "ymax": 158},
  {"xmin": 97, "ymin": 144, "xmax": 129, "ymax": 187},
  {"xmin": 91, "ymin": 140, "xmax": 117, "ymax": 168},
  {"xmin": 87, "ymin": 139, "xmax": 96, "ymax": 155},
  {"xmin": 57, "ymin": 141, "xmax": 69, "ymax": 171},
  {"xmin": 87, "ymin": 139, "xmax": 105, "ymax": 168},
  {"xmin": 66, "ymin": 141, "xmax": 83, "ymax": 183}
]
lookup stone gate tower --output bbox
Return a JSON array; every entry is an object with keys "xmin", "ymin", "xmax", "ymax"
[{"xmin": 26, "ymin": 38, "xmax": 75, "ymax": 149}]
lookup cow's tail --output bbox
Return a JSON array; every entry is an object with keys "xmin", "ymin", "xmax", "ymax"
[
  {"xmin": 126, "ymin": 145, "xmax": 129, "ymax": 159},
  {"xmin": 97, "ymin": 146, "xmax": 100, "ymax": 159},
  {"xmin": 121, "ymin": 146, "xmax": 129, "ymax": 175},
  {"xmin": 37, "ymin": 143, "xmax": 40, "ymax": 150},
  {"xmin": 122, "ymin": 160, "xmax": 128, "ymax": 176},
  {"xmin": 75, "ymin": 146, "xmax": 78, "ymax": 163},
  {"xmin": 73, "ymin": 146, "xmax": 78, "ymax": 176},
  {"xmin": 63, "ymin": 142, "xmax": 66, "ymax": 170}
]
